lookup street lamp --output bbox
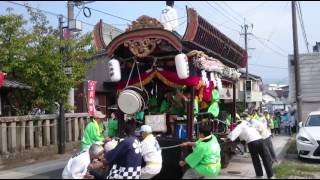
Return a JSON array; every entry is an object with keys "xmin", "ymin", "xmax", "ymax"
[{"xmin": 58, "ymin": 15, "xmax": 82, "ymax": 154}]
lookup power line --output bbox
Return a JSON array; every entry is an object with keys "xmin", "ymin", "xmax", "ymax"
[
  {"xmin": 266, "ymin": 2, "xmax": 289, "ymax": 40},
  {"xmin": 6, "ymin": 1, "xmax": 60, "ymax": 17},
  {"xmin": 5, "ymin": 1, "xmax": 97, "ymax": 27},
  {"xmin": 249, "ymin": 63, "xmax": 288, "ymax": 70},
  {"xmin": 205, "ymin": 1, "xmax": 242, "ymax": 27},
  {"xmin": 4, "ymin": 1, "xmax": 128, "ymax": 39},
  {"xmin": 252, "ymin": 2, "xmax": 289, "ymax": 64},
  {"xmin": 254, "ymin": 36, "xmax": 288, "ymax": 54},
  {"xmin": 220, "ymin": 1, "xmax": 244, "ymax": 21},
  {"xmin": 212, "ymin": 1, "xmax": 243, "ymax": 25},
  {"xmin": 5, "ymin": 1, "xmax": 186, "ymax": 34},
  {"xmin": 185, "ymin": 1, "xmax": 241, "ymax": 34},
  {"xmin": 84, "ymin": 6, "xmax": 132, "ymax": 22},
  {"xmin": 297, "ymin": 2, "xmax": 310, "ymax": 53},
  {"xmin": 252, "ymin": 34, "xmax": 287, "ymax": 57},
  {"xmin": 243, "ymin": 1, "xmax": 267, "ymax": 17}
]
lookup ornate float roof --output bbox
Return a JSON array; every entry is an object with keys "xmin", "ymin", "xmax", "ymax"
[{"xmin": 93, "ymin": 7, "xmax": 247, "ymax": 69}]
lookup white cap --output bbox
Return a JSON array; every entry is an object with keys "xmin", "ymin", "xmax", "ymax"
[{"xmin": 140, "ymin": 125, "xmax": 152, "ymax": 133}]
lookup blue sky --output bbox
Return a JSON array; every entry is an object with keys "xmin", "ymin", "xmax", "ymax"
[{"xmin": 1, "ymin": 1, "xmax": 319, "ymax": 84}]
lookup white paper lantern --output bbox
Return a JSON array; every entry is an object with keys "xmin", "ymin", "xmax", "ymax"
[
  {"xmin": 107, "ymin": 58, "xmax": 121, "ymax": 82},
  {"xmin": 175, "ymin": 53, "xmax": 189, "ymax": 79},
  {"xmin": 216, "ymin": 74, "xmax": 223, "ymax": 90}
]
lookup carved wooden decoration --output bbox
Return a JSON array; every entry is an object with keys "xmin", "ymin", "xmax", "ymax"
[
  {"xmin": 124, "ymin": 38, "xmax": 162, "ymax": 58},
  {"xmin": 126, "ymin": 15, "xmax": 164, "ymax": 32}
]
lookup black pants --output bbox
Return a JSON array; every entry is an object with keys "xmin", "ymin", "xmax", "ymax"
[
  {"xmin": 248, "ymin": 139, "xmax": 274, "ymax": 178},
  {"xmin": 291, "ymin": 125, "xmax": 297, "ymax": 134},
  {"xmin": 241, "ymin": 140, "xmax": 247, "ymax": 153},
  {"xmin": 265, "ymin": 137, "xmax": 277, "ymax": 162},
  {"xmin": 274, "ymin": 128, "xmax": 280, "ymax": 135}
]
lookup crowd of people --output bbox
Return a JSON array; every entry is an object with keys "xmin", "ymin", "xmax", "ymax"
[
  {"xmin": 247, "ymin": 107, "xmax": 297, "ymax": 137},
  {"xmin": 62, "ymin": 108, "xmax": 224, "ymax": 179},
  {"xmin": 62, "ymin": 105, "xmax": 292, "ymax": 179}
]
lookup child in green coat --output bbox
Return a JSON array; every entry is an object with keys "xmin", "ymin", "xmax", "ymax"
[{"xmin": 273, "ymin": 113, "xmax": 281, "ymax": 135}]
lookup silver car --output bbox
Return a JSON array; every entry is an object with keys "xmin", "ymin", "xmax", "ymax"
[{"xmin": 296, "ymin": 111, "xmax": 320, "ymax": 159}]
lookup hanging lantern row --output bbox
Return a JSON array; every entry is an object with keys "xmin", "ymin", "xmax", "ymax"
[{"xmin": 107, "ymin": 50, "xmax": 241, "ymax": 84}]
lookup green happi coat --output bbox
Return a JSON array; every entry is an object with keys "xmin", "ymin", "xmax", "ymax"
[
  {"xmin": 80, "ymin": 119, "xmax": 104, "ymax": 150},
  {"xmin": 185, "ymin": 134, "xmax": 221, "ymax": 178}
]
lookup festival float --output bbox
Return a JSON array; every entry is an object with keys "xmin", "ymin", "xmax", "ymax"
[{"xmin": 93, "ymin": 7, "xmax": 247, "ymax": 178}]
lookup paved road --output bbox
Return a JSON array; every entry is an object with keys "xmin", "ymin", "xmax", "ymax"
[
  {"xmin": 0, "ymin": 154, "xmax": 69, "ymax": 179},
  {"xmin": 24, "ymin": 169, "xmax": 63, "ymax": 179},
  {"xmin": 217, "ymin": 135, "xmax": 292, "ymax": 179}
]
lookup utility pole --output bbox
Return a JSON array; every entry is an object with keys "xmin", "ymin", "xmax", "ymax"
[
  {"xmin": 292, "ymin": 1, "xmax": 302, "ymax": 123},
  {"xmin": 241, "ymin": 21, "xmax": 253, "ymax": 111},
  {"xmin": 58, "ymin": 15, "xmax": 66, "ymax": 154},
  {"xmin": 244, "ymin": 24, "xmax": 248, "ymax": 111},
  {"xmin": 67, "ymin": 1, "xmax": 75, "ymax": 113}
]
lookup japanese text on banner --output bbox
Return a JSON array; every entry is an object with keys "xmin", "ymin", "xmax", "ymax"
[{"xmin": 88, "ymin": 80, "xmax": 97, "ymax": 116}]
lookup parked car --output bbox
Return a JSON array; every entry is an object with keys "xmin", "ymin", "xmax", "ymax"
[{"xmin": 296, "ymin": 111, "xmax": 320, "ymax": 159}]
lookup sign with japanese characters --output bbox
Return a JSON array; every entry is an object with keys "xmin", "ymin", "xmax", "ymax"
[{"xmin": 87, "ymin": 80, "xmax": 97, "ymax": 116}]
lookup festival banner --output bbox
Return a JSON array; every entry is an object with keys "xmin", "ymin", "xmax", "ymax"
[
  {"xmin": 0, "ymin": 72, "xmax": 5, "ymax": 88},
  {"xmin": 87, "ymin": 80, "xmax": 97, "ymax": 116}
]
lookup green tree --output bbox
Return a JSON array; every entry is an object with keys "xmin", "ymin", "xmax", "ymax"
[{"xmin": 0, "ymin": 7, "xmax": 95, "ymax": 114}]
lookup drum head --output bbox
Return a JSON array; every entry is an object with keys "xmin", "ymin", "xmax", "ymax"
[
  {"xmin": 126, "ymin": 86, "xmax": 149, "ymax": 111},
  {"xmin": 118, "ymin": 90, "xmax": 141, "ymax": 114}
]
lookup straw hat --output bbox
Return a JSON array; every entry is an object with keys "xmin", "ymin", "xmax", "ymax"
[{"xmin": 94, "ymin": 111, "xmax": 106, "ymax": 119}]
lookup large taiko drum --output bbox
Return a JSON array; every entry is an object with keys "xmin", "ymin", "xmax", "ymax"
[{"xmin": 117, "ymin": 86, "xmax": 149, "ymax": 114}]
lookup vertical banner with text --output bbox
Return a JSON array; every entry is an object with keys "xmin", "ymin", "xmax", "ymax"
[
  {"xmin": 87, "ymin": 80, "xmax": 97, "ymax": 116},
  {"xmin": 0, "ymin": 72, "xmax": 5, "ymax": 88}
]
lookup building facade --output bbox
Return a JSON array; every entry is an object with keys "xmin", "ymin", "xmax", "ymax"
[
  {"xmin": 237, "ymin": 70, "xmax": 263, "ymax": 112},
  {"xmin": 289, "ymin": 51, "xmax": 320, "ymax": 122}
]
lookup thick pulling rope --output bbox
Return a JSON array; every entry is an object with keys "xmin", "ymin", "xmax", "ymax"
[{"xmin": 160, "ymin": 144, "xmax": 184, "ymax": 150}]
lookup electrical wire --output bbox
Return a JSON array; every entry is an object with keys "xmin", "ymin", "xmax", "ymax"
[
  {"xmin": 252, "ymin": 34, "xmax": 287, "ymax": 57},
  {"xmin": 252, "ymin": 2, "xmax": 289, "ymax": 64},
  {"xmin": 186, "ymin": 1, "xmax": 241, "ymax": 34},
  {"xmin": 254, "ymin": 36, "xmax": 288, "ymax": 54},
  {"xmin": 84, "ymin": 6, "xmax": 132, "ymax": 22},
  {"xmin": 297, "ymin": 2, "xmax": 310, "ymax": 53},
  {"xmin": 213, "ymin": 1, "xmax": 244, "ymax": 26},
  {"xmin": 243, "ymin": 1, "xmax": 267, "ymax": 17},
  {"xmin": 5, "ymin": 1, "xmax": 187, "ymax": 39},
  {"xmin": 6, "ymin": 1, "xmax": 96, "ymax": 27},
  {"xmin": 221, "ymin": 1, "xmax": 244, "ymax": 21},
  {"xmin": 205, "ymin": 1, "xmax": 242, "ymax": 27},
  {"xmin": 249, "ymin": 63, "xmax": 288, "ymax": 70}
]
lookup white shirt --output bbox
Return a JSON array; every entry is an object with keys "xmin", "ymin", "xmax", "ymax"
[
  {"xmin": 62, "ymin": 150, "xmax": 91, "ymax": 179},
  {"xmin": 258, "ymin": 116, "xmax": 268, "ymax": 129},
  {"xmin": 160, "ymin": 6, "xmax": 178, "ymax": 31},
  {"xmin": 227, "ymin": 121, "xmax": 262, "ymax": 143},
  {"xmin": 249, "ymin": 120, "xmax": 271, "ymax": 139},
  {"xmin": 141, "ymin": 134, "xmax": 162, "ymax": 175}
]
